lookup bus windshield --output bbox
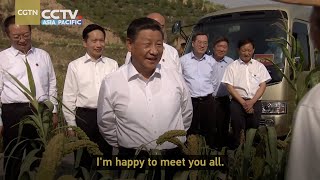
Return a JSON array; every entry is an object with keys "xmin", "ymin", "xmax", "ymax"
[{"xmin": 185, "ymin": 10, "xmax": 287, "ymax": 84}]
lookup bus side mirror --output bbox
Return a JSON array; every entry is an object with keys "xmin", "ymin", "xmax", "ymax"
[
  {"xmin": 172, "ymin": 21, "xmax": 182, "ymax": 34},
  {"xmin": 171, "ymin": 20, "xmax": 188, "ymax": 41}
]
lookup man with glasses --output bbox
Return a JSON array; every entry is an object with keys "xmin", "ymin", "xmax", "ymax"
[
  {"xmin": 0, "ymin": 15, "xmax": 58, "ymax": 180},
  {"xmin": 180, "ymin": 32, "xmax": 216, "ymax": 147}
]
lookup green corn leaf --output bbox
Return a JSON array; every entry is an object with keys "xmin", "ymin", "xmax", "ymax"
[
  {"xmin": 296, "ymin": 40, "xmax": 304, "ymax": 72},
  {"xmin": 4, "ymin": 139, "xmax": 29, "ymax": 174},
  {"xmin": 267, "ymin": 127, "xmax": 278, "ymax": 166},
  {"xmin": 281, "ymin": 46, "xmax": 296, "ymax": 73},
  {"xmin": 173, "ymin": 171, "xmax": 190, "ymax": 180},
  {"xmin": 161, "ymin": 169, "xmax": 166, "ymax": 180},
  {"xmin": 43, "ymin": 100, "xmax": 54, "ymax": 112},
  {"xmin": 18, "ymin": 148, "xmax": 41, "ymax": 179},
  {"xmin": 242, "ymin": 128, "xmax": 257, "ymax": 180},
  {"xmin": 6, "ymin": 71, "xmax": 32, "ymax": 95},
  {"xmin": 74, "ymin": 148, "xmax": 83, "ymax": 169},
  {"xmin": 6, "ymin": 72, "xmax": 39, "ymax": 110},
  {"xmin": 80, "ymin": 167, "xmax": 90, "ymax": 180},
  {"xmin": 291, "ymin": 36, "xmax": 297, "ymax": 59},
  {"xmin": 56, "ymin": 175, "xmax": 76, "ymax": 180},
  {"xmin": 119, "ymin": 169, "xmax": 135, "ymax": 179},
  {"xmin": 24, "ymin": 59, "xmax": 36, "ymax": 98},
  {"xmin": 96, "ymin": 170, "xmax": 113, "ymax": 180},
  {"xmin": 136, "ymin": 172, "xmax": 146, "ymax": 180}
]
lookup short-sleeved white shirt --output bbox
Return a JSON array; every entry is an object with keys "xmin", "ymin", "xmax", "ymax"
[{"xmin": 221, "ymin": 58, "xmax": 271, "ymax": 99}]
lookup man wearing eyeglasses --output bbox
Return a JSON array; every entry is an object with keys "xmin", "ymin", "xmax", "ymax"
[
  {"xmin": 0, "ymin": 15, "xmax": 57, "ymax": 180},
  {"xmin": 180, "ymin": 32, "xmax": 216, "ymax": 148}
]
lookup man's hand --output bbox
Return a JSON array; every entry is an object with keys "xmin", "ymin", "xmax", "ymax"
[
  {"xmin": 246, "ymin": 107, "xmax": 255, "ymax": 114},
  {"xmin": 244, "ymin": 99, "xmax": 255, "ymax": 112},
  {"xmin": 52, "ymin": 113, "xmax": 58, "ymax": 129}
]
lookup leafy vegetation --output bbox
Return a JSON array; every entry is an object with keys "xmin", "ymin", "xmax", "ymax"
[{"xmin": 57, "ymin": 0, "xmax": 224, "ymax": 43}]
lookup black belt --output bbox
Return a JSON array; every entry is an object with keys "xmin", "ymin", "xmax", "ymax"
[
  {"xmin": 2, "ymin": 102, "xmax": 45, "ymax": 108},
  {"xmin": 191, "ymin": 94, "xmax": 212, "ymax": 101},
  {"xmin": 76, "ymin": 107, "xmax": 97, "ymax": 112},
  {"xmin": 213, "ymin": 95, "xmax": 229, "ymax": 100}
]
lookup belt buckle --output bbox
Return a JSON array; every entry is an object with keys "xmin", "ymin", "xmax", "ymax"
[{"xmin": 199, "ymin": 97, "xmax": 204, "ymax": 101}]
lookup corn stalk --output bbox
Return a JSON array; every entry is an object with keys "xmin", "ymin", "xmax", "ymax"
[{"xmin": 5, "ymin": 60, "xmax": 108, "ymax": 180}]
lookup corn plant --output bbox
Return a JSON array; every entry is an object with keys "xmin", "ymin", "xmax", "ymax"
[
  {"xmin": 266, "ymin": 18, "xmax": 320, "ymax": 105},
  {"xmin": 230, "ymin": 127, "xmax": 281, "ymax": 180},
  {"xmin": 229, "ymin": 15, "xmax": 320, "ymax": 180},
  {"xmin": 4, "ymin": 59, "xmax": 107, "ymax": 180}
]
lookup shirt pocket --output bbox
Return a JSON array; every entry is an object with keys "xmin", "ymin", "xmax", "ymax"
[{"xmin": 249, "ymin": 71, "xmax": 260, "ymax": 85}]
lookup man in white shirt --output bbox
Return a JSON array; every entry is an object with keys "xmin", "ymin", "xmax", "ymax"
[
  {"xmin": 0, "ymin": 15, "xmax": 58, "ymax": 180},
  {"xmin": 222, "ymin": 38, "xmax": 271, "ymax": 149},
  {"xmin": 97, "ymin": 17, "xmax": 192, "ymax": 163},
  {"xmin": 125, "ymin": 12, "xmax": 182, "ymax": 73},
  {"xmin": 62, "ymin": 24, "xmax": 118, "ymax": 172}
]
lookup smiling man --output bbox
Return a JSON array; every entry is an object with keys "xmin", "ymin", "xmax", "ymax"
[
  {"xmin": 62, "ymin": 24, "xmax": 118, "ymax": 173},
  {"xmin": 125, "ymin": 12, "xmax": 182, "ymax": 73},
  {"xmin": 222, "ymin": 38, "xmax": 271, "ymax": 149},
  {"xmin": 0, "ymin": 15, "xmax": 58, "ymax": 180},
  {"xmin": 97, "ymin": 17, "xmax": 192, "ymax": 169}
]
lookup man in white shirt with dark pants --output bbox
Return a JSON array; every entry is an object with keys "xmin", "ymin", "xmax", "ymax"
[
  {"xmin": 0, "ymin": 15, "xmax": 58, "ymax": 180},
  {"xmin": 62, "ymin": 24, "xmax": 118, "ymax": 173},
  {"xmin": 97, "ymin": 17, "xmax": 192, "ymax": 179},
  {"xmin": 125, "ymin": 12, "xmax": 182, "ymax": 73},
  {"xmin": 222, "ymin": 38, "xmax": 271, "ymax": 149}
]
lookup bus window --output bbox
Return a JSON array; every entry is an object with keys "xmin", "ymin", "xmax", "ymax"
[{"xmin": 293, "ymin": 22, "xmax": 310, "ymax": 71}]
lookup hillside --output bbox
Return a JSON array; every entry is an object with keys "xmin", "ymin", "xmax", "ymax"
[{"xmin": 0, "ymin": 0, "xmax": 224, "ymax": 94}]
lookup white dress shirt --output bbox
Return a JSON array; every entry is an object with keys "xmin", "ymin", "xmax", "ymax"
[
  {"xmin": 97, "ymin": 62, "xmax": 193, "ymax": 150},
  {"xmin": 62, "ymin": 53, "xmax": 118, "ymax": 126},
  {"xmin": 286, "ymin": 84, "xmax": 320, "ymax": 180},
  {"xmin": 222, "ymin": 58, "xmax": 271, "ymax": 99},
  {"xmin": 125, "ymin": 43, "xmax": 182, "ymax": 73},
  {"xmin": 0, "ymin": 46, "xmax": 57, "ymax": 126}
]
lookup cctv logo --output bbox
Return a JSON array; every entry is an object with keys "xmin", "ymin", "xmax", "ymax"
[
  {"xmin": 40, "ymin": 10, "xmax": 83, "ymax": 26},
  {"xmin": 15, "ymin": 0, "xmax": 83, "ymax": 26}
]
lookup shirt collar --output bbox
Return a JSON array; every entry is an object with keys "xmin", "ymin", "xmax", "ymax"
[
  {"xmin": 84, "ymin": 53, "xmax": 105, "ymax": 63},
  {"xmin": 9, "ymin": 46, "xmax": 35, "ymax": 56},
  {"xmin": 191, "ymin": 51, "xmax": 206, "ymax": 61},
  {"xmin": 238, "ymin": 58, "xmax": 253, "ymax": 65},
  {"xmin": 214, "ymin": 56, "xmax": 228, "ymax": 63},
  {"xmin": 127, "ymin": 61, "xmax": 161, "ymax": 81}
]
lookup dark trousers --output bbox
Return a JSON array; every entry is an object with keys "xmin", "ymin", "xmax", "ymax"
[
  {"xmin": 118, "ymin": 147, "xmax": 182, "ymax": 180},
  {"xmin": 213, "ymin": 96, "xmax": 230, "ymax": 149},
  {"xmin": 2, "ymin": 103, "xmax": 41, "ymax": 180},
  {"xmin": 188, "ymin": 95, "xmax": 215, "ymax": 148},
  {"xmin": 75, "ymin": 107, "xmax": 112, "ymax": 171},
  {"xmin": 230, "ymin": 99, "xmax": 262, "ymax": 148}
]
